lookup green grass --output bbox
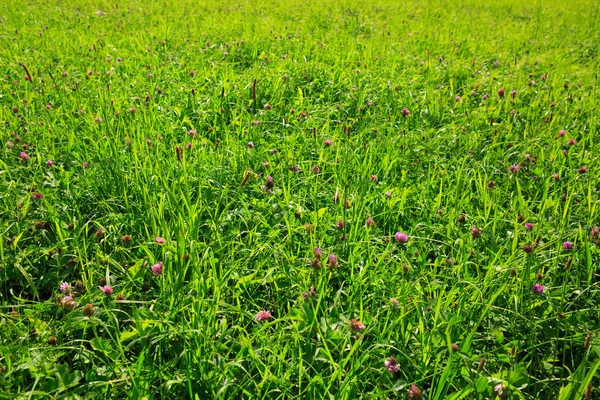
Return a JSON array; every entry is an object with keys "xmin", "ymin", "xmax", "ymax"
[{"xmin": 1, "ymin": 0, "xmax": 599, "ymax": 398}]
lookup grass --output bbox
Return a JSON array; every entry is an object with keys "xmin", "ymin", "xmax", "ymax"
[{"xmin": 1, "ymin": 0, "xmax": 599, "ymax": 398}]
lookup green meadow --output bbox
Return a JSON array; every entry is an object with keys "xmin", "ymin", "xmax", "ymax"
[{"xmin": 1, "ymin": 0, "xmax": 599, "ymax": 398}]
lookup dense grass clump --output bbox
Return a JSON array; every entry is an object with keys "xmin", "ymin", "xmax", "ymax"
[{"xmin": 1, "ymin": 0, "xmax": 599, "ymax": 398}]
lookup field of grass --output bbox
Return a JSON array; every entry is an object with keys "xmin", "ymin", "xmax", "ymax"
[{"xmin": 1, "ymin": 0, "xmax": 600, "ymax": 398}]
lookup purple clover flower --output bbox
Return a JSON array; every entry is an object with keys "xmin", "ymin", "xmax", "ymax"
[
  {"xmin": 384, "ymin": 357, "xmax": 399, "ymax": 373},
  {"xmin": 394, "ymin": 232, "xmax": 408, "ymax": 244},
  {"xmin": 532, "ymin": 283, "xmax": 544, "ymax": 294},
  {"xmin": 151, "ymin": 262, "xmax": 163, "ymax": 276},
  {"xmin": 563, "ymin": 241, "xmax": 574, "ymax": 250},
  {"xmin": 256, "ymin": 310, "xmax": 271, "ymax": 322}
]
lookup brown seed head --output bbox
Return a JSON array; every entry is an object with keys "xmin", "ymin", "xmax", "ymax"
[{"xmin": 82, "ymin": 303, "xmax": 94, "ymax": 317}]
